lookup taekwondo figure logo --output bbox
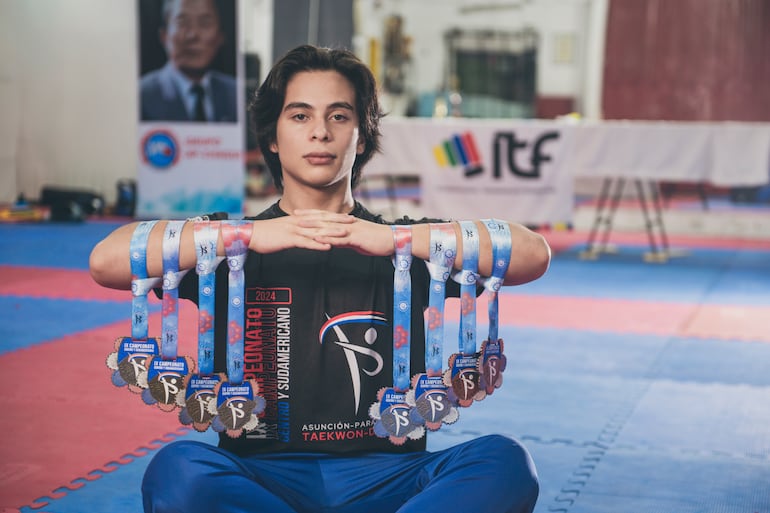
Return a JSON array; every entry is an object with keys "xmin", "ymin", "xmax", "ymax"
[
  {"xmin": 432, "ymin": 131, "xmax": 484, "ymax": 176},
  {"xmin": 142, "ymin": 130, "xmax": 179, "ymax": 169},
  {"xmin": 319, "ymin": 311, "xmax": 388, "ymax": 414}
]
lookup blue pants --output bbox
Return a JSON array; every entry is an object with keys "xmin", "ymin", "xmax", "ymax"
[{"xmin": 142, "ymin": 434, "xmax": 538, "ymax": 513}]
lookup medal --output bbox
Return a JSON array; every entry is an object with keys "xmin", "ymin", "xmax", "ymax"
[
  {"xmin": 478, "ymin": 219, "xmax": 512, "ymax": 396},
  {"xmin": 407, "ymin": 373, "xmax": 458, "ymax": 430},
  {"xmin": 142, "ymin": 220, "xmax": 196, "ymax": 411},
  {"xmin": 180, "ymin": 220, "xmax": 226, "ymax": 431},
  {"xmin": 209, "ymin": 380, "xmax": 263, "ymax": 438},
  {"xmin": 208, "ymin": 220, "xmax": 265, "ymax": 438},
  {"xmin": 372, "ymin": 387, "xmax": 422, "ymax": 445},
  {"xmin": 406, "ymin": 223, "xmax": 459, "ymax": 430},
  {"xmin": 180, "ymin": 374, "xmax": 222, "ymax": 431},
  {"xmin": 444, "ymin": 221, "xmax": 485, "ymax": 407},
  {"xmin": 106, "ymin": 221, "xmax": 161, "ymax": 393},
  {"xmin": 370, "ymin": 225, "xmax": 424, "ymax": 444}
]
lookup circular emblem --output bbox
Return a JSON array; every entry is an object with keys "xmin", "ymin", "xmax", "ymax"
[{"xmin": 142, "ymin": 130, "xmax": 179, "ymax": 169}]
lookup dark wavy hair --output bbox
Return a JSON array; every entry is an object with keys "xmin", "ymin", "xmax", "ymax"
[{"xmin": 248, "ymin": 45, "xmax": 384, "ymax": 191}]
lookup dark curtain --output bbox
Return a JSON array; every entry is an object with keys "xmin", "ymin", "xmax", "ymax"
[{"xmin": 272, "ymin": 0, "xmax": 354, "ymax": 62}]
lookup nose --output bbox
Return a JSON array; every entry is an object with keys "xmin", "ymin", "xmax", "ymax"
[
  {"xmin": 311, "ymin": 120, "xmax": 330, "ymax": 141},
  {"xmin": 183, "ymin": 26, "xmax": 201, "ymax": 40}
]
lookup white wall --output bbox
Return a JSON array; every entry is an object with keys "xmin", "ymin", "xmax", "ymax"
[
  {"xmin": 2, "ymin": 1, "xmax": 137, "ymax": 205},
  {"xmin": 0, "ymin": 1, "xmax": 21, "ymax": 204},
  {"xmin": 0, "ymin": 0, "xmax": 602, "ymax": 206}
]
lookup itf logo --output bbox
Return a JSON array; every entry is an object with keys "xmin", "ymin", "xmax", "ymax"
[
  {"xmin": 432, "ymin": 132, "xmax": 483, "ymax": 176},
  {"xmin": 141, "ymin": 130, "xmax": 179, "ymax": 169}
]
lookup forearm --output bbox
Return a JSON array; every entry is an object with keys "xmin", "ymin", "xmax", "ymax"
[
  {"xmin": 89, "ymin": 216, "xmax": 551, "ymax": 291},
  {"xmin": 89, "ymin": 213, "xmax": 348, "ymax": 290},
  {"xmin": 407, "ymin": 221, "xmax": 551, "ymax": 286},
  {"xmin": 89, "ymin": 220, "xmax": 207, "ymax": 290}
]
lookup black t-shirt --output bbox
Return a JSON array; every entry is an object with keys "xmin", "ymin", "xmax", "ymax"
[{"xmin": 178, "ymin": 202, "xmax": 462, "ymax": 456}]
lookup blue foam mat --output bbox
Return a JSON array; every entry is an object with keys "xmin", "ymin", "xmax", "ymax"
[
  {"xmin": 0, "ymin": 297, "xmax": 135, "ymax": 355},
  {"xmin": 517, "ymin": 245, "xmax": 770, "ymax": 305},
  {"xmin": 0, "ymin": 221, "xmax": 125, "ymax": 269},
  {"xmin": 21, "ymin": 322, "xmax": 770, "ymax": 512},
  {"xmin": 651, "ymin": 337, "xmax": 770, "ymax": 387},
  {"xmin": 613, "ymin": 379, "xmax": 770, "ymax": 459},
  {"xmin": 569, "ymin": 450, "xmax": 770, "ymax": 513},
  {"xmin": 4, "ymin": 222, "xmax": 770, "ymax": 513},
  {"xmin": 18, "ymin": 430, "xmax": 218, "ymax": 513}
]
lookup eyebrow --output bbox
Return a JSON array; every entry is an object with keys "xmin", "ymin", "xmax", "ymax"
[{"xmin": 283, "ymin": 101, "xmax": 355, "ymax": 112}]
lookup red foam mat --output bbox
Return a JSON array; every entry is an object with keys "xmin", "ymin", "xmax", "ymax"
[
  {"xmin": 539, "ymin": 229, "xmax": 770, "ymax": 253},
  {"xmin": 2, "ymin": 285, "xmax": 766, "ymax": 509},
  {"xmin": 0, "ymin": 304, "xmax": 198, "ymax": 509},
  {"xmin": 446, "ymin": 294, "xmax": 770, "ymax": 342},
  {"xmin": 682, "ymin": 304, "xmax": 770, "ymax": 341},
  {"xmin": 0, "ymin": 266, "xmax": 127, "ymax": 301}
]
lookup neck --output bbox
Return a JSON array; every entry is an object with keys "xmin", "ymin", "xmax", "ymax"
[{"xmin": 278, "ymin": 182, "xmax": 355, "ymax": 215}]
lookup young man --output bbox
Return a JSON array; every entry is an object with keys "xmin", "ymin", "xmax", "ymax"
[{"xmin": 91, "ymin": 45, "xmax": 550, "ymax": 513}]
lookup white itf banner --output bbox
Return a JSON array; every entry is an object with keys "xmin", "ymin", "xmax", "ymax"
[
  {"xmin": 136, "ymin": 0, "xmax": 244, "ymax": 219},
  {"xmin": 368, "ymin": 118, "xmax": 575, "ymax": 225}
]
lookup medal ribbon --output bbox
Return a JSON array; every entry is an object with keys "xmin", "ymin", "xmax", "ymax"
[
  {"xmin": 161, "ymin": 220, "xmax": 189, "ymax": 360},
  {"xmin": 221, "ymin": 220, "xmax": 253, "ymax": 385},
  {"xmin": 456, "ymin": 221, "xmax": 480, "ymax": 356},
  {"xmin": 130, "ymin": 221, "xmax": 160, "ymax": 340},
  {"xmin": 193, "ymin": 221, "xmax": 223, "ymax": 375},
  {"xmin": 424, "ymin": 223, "xmax": 456, "ymax": 377},
  {"xmin": 481, "ymin": 219, "xmax": 512, "ymax": 341},
  {"xmin": 391, "ymin": 225, "xmax": 412, "ymax": 392}
]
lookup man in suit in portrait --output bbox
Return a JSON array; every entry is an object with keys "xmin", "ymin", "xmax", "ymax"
[{"xmin": 140, "ymin": 0, "xmax": 237, "ymax": 123}]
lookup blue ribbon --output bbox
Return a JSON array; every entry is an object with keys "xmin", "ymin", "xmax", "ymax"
[
  {"xmin": 424, "ymin": 223, "xmax": 456, "ymax": 376},
  {"xmin": 391, "ymin": 225, "xmax": 412, "ymax": 392},
  {"xmin": 193, "ymin": 221, "xmax": 223, "ymax": 376},
  {"xmin": 222, "ymin": 220, "xmax": 252, "ymax": 385},
  {"xmin": 456, "ymin": 221, "xmax": 480, "ymax": 356},
  {"xmin": 130, "ymin": 220, "xmax": 159, "ymax": 340},
  {"xmin": 481, "ymin": 219, "xmax": 512, "ymax": 341},
  {"xmin": 161, "ymin": 220, "xmax": 188, "ymax": 360}
]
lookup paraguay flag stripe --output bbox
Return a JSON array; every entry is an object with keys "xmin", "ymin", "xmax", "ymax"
[{"xmin": 319, "ymin": 311, "xmax": 388, "ymax": 343}]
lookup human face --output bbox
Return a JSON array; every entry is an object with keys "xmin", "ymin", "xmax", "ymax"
[
  {"xmin": 270, "ymin": 70, "xmax": 364, "ymax": 194},
  {"xmin": 162, "ymin": 0, "xmax": 224, "ymax": 80}
]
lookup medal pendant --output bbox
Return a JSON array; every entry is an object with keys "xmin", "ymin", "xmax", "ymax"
[
  {"xmin": 210, "ymin": 380, "xmax": 265, "ymax": 438},
  {"xmin": 107, "ymin": 336, "xmax": 159, "ymax": 393},
  {"xmin": 142, "ymin": 355, "xmax": 195, "ymax": 412},
  {"xmin": 369, "ymin": 387, "xmax": 424, "ymax": 445},
  {"xmin": 444, "ymin": 353, "xmax": 485, "ymax": 407},
  {"xmin": 179, "ymin": 373, "xmax": 223, "ymax": 431},
  {"xmin": 407, "ymin": 374, "xmax": 458, "ymax": 431},
  {"xmin": 478, "ymin": 338, "xmax": 507, "ymax": 396}
]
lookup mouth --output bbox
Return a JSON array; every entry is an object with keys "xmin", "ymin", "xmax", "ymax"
[{"xmin": 304, "ymin": 153, "xmax": 335, "ymax": 165}]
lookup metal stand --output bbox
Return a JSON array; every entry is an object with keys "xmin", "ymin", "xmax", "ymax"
[{"xmin": 579, "ymin": 178, "xmax": 679, "ymax": 263}]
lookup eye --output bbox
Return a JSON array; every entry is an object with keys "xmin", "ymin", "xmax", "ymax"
[
  {"xmin": 330, "ymin": 113, "xmax": 349, "ymax": 122},
  {"xmin": 291, "ymin": 113, "xmax": 308, "ymax": 121}
]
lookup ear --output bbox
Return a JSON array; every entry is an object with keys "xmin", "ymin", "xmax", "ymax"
[
  {"xmin": 270, "ymin": 140, "xmax": 278, "ymax": 153},
  {"xmin": 356, "ymin": 137, "xmax": 365, "ymax": 155}
]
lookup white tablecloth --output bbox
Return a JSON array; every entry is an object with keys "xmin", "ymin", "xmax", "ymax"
[{"xmin": 365, "ymin": 118, "xmax": 770, "ymax": 224}]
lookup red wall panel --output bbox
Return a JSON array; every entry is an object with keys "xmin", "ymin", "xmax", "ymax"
[{"xmin": 602, "ymin": 0, "xmax": 770, "ymax": 121}]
